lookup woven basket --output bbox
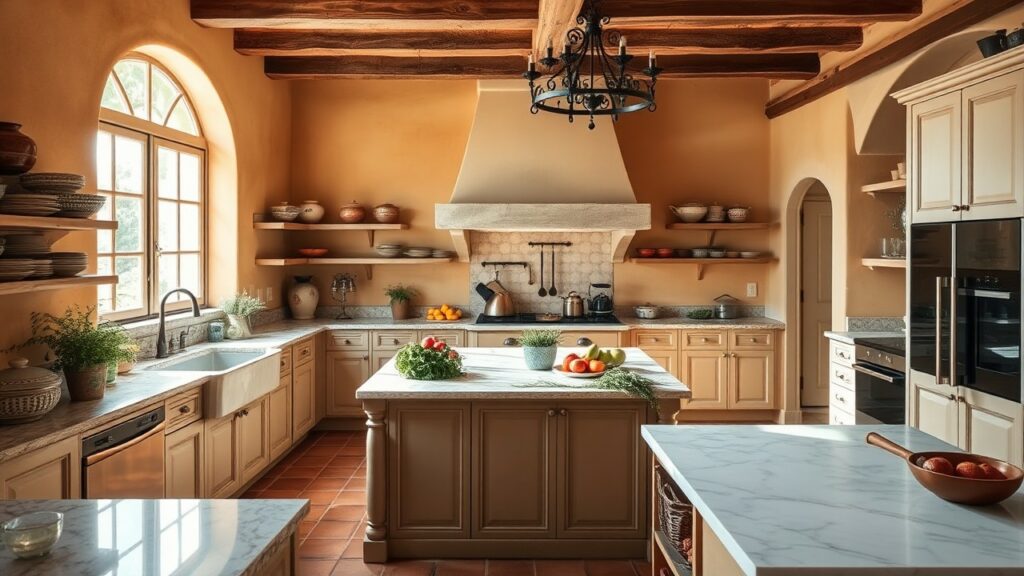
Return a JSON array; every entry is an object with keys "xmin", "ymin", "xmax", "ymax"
[
  {"xmin": 0, "ymin": 385, "xmax": 61, "ymax": 423},
  {"xmin": 656, "ymin": 466, "xmax": 693, "ymax": 566}
]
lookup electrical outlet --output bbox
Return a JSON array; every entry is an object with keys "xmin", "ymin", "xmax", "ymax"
[
  {"xmin": 746, "ymin": 282, "xmax": 758, "ymax": 298},
  {"xmin": 266, "ymin": 286, "xmax": 274, "ymax": 302}
]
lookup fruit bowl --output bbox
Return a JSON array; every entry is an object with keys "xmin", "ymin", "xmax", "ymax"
[{"xmin": 552, "ymin": 366, "xmax": 605, "ymax": 379}]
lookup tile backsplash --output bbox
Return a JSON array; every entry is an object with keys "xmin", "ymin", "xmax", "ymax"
[{"xmin": 469, "ymin": 232, "xmax": 613, "ymax": 315}]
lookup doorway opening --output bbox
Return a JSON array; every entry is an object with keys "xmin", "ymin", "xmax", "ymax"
[{"xmin": 799, "ymin": 181, "xmax": 833, "ymax": 408}]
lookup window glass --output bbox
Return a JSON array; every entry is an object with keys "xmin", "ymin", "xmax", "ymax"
[
  {"xmin": 100, "ymin": 75, "xmax": 129, "ymax": 115},
  {"xmin": 114, "ymin": 60, "xmax": 148, "ymax": 120},
  {"xmin": 151, "ymin": 68, "xmax": 180, "ymax": 126}
]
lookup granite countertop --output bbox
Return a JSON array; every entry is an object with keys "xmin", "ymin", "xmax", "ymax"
[
  {"xmin": 0, "ymin": 499, "xmax": 307, "ymax": 576},
  {"xmin": 356, "ymin": 347, "xmax": 690, "ymax": 400},
  {"xmin": 253, "ymin": 316, "xmax": 785, "ymax": 334},
  {"xmin": 824, "ymin": 330, "xmax": 904, "ymax": 345},
  {"xmin": 620, "ymin": 316, "xmax": 785, "ymax": 330},
  {"xmin": 643, "ymin": 424, "xmax": 1024, "ymax": 576}
]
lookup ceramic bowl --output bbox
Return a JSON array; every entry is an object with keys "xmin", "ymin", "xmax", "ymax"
[
  {"xmin": 656, "ymin": 248, "xmax": 675, "ymax": 258},
  {"xmin": 709, "ymin": 249, "xmax": 727, "ymax": 258},
  {"xmin": 741, "ymin": 251, "xmax": 762, "ymax": 259},
  {"xmin": 670, "ymin": 204, "xmax": 707, "ymax": 223},
  {"xmin": 2, "ymin": 511, "xmax": 63, "ymax": 558},
  {"xmin": 727, "ymin": 207, "xmax": 749, "ymax": 223},
  {"xmin": 637, "ymin": 248, "xmax": 657, "ymax": 258},
  {"xmin": 725, "ymin": 251, "xmax": 739, "ymax": 258},
  {"xmin": 271, "ymin": 204, "xmax": 300, "ymax": 222},
  {"xmin": 690, "ymin": 248, "xmax": 709, "ymax": 258},
  {"xmin": 633, "ymin": 304, "xmax": 659, "ymax": 319},
  {"xmin": 298, "ymin": 248, "xmax": 328, "ymax": 257}
]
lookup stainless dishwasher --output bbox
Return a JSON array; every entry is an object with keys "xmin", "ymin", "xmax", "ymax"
[{"xmin": 82, "ymin": 406, "xmax": 166, "ymax": 498}]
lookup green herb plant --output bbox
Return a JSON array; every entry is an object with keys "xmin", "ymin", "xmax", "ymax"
[
  {"xmin": 395, "ymin": 343, "xmax": 463, "ymax": 380},
  {"xmin": 17, "ymin": 306, "xmax": 137, "ymax": 371},
  {"xmin": 517, "ymin": 367, "xmax": 658, "ymax": 408},
  {"xmin": 221, "ymin": 292, "xmax": 265, "ymax": 317},
  {"xmin": 384, "ymin": 284, "xmax": 416, "ymax": 304},
  {"xmin": 518, "ymin": 329, "xmax": 562, "ymax": 348}
]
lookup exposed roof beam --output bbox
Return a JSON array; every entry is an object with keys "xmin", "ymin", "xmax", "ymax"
[
  {"xmin": 264, "ymin": 53, "xmax": 820, "ymax": 80},
  {"xmin": 191, "ymin": 0, "xmax": 538, "ymax": 30},
  {"xmin": 618, "ymin": 27, "xmax": 863, "ymax": 55},
  {"xmin": 602, "ymin": 0, "xmax": 922, "ymax": 27},
  {"xmin": 766, "ymin": 0, "xmax": 1022, "ymax": 118},
  {"xmin": 234, "ymin": 28, "xmax": 533, "ymax": 57},
  {"xmin": 534, "ymin": 0, "xmax": 585, "ymax": 56}
]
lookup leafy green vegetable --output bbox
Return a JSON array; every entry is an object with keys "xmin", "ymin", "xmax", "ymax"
[
  {"xmin": 395, "ymin": 343, "xmax": 463, "ymax": 380},
  {"xmin": 685, "ymin": 308, "xmax": 714, "ymax": 320},
  {"xmin": 518, "ymin": 329, "xmax": 562, "ymax": 347}
]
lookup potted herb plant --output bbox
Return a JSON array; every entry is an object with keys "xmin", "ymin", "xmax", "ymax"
[
  {"xmin": 221, "ymin": 292, "xmax": 265, "ymax": 339},
  {"xmin": 385, "ymin": 284, "xmax": 416, "ymax": 320},
  {"xmin": 519, "ymin": 329, "xmax": 562, "ymax": 370},
  {"xmin": 22, "ymin": 306, "xmax": 137, "ymax": 401}
]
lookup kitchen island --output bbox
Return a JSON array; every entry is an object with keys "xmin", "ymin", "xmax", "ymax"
[
  {"xmin": 355, "ymin": 347, "xmax": 690, "ymax": 562},
  {"xmin": 0, "ymin": 498, "xmax": 307, "ymax": 575},
  {"xmin": 644, "ymin": 424, "xmax": 1024, "ymax": 575}
]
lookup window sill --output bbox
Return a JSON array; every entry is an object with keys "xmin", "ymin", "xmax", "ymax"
[{"xmin": 117, "ymin": 307, "xmax": 225, "ymax": 338}]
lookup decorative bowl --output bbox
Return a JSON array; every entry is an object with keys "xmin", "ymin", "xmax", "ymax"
[
  {"xmin": 633, "ymin": 304, "xmax": 659, "ymax": 319},
  {"xmin": 298, "ymin": 248, "xmax": 328, "ymax": 257},
  {"xmin": 373, "ymin": 203, "xmax": 400, "ymax": 223},
  {"xmin": 656, "ymin": 248, "xmax": 675, "ymax": 258},
  {"xmin": 725, "ymin": 251, "xmax": 739, "ymax": 258},
  {"xmin": 0, "ymin": 358, "xmax": 62, "ymax": 424},
  {"xmin": 339, "ymin": 201, "xmax": 366, "ymax": 224},
  {"xmin": 740, "ymin": 251, "xmax": 762, "ymax": 259},
  {"xmin": 727, "ymin": 207, "xmax": 749, "ymax": 223},
  {"xmin": 670, "ymin": 204, "xmax": 707, "ymax": 223},
  {"xmin": 690, "ymin": 248, "xmax": 709, "ymax": 258},
  {"xmin": 1, "ymin": 511, "xmax": 63, "ymax": 558},
  {"xmin": 270, "ymin": 203, "xmax": 300, "ymax": 222},
  {"xmin": 637, "ymin": 248, "xmax": 656, "ymax": 258},
  {"xmin": 709, "ymin": 249, "xmax": 727, "ymax": 258}
]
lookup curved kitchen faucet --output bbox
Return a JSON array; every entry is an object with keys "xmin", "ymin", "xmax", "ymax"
[{"xmin": 156, "ymin": 288, "xmax": 201, "ymax": 359}]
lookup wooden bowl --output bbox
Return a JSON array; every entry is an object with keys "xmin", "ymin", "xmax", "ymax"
[
  {"xmin": 867, "ymin": 432, "xmax": 1024, "ymax": 505},
  {"xmin": 298, "ymin": 248, "xmax": 328, "ymax": 257}
]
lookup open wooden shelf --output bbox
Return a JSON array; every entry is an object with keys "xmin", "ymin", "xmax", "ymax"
[
  {"xmin": 252, "ymin": 215, "xmax": 408, "ymax": 246},
  {"xmin": 666, "ymin": 221, "xmax": 772, "ymax": 245},
  {"xmin": 862, "ymin": 257, "xmax": 906, "ymax": 269},
  {"xmin": 861, "ymin": 179, "xmax": 906, "ymax": 195},
  {"xmin": 0, "ymin": 214, "xmax": 118, "ymax": 242},
  {"xmin": 631, "ymin": 257, "xmax": 775, "ymax": 280},
  {"xmin": 255, "ymin": 256, "xmax": 452, "ymax": 279},
  {"xmin": 653, "ymin": 529, "xmax": 693, "ymax": 576},
  {"xmin": 0, "ymin": 275, "xmax": 118, "ymax": 297}
]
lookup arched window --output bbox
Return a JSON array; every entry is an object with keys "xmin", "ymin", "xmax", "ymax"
[{"xmin": 96, "ymin": 55, "xmax": 206, "ymax": 320}]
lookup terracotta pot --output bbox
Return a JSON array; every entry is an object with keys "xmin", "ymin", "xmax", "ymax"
[
  {"xmin": 289, "ymin": 276, "xmax": 320, "ymax": 320},
  {"xmin": 0, "ymin": 122, "xmax": 37, "ymax": 175},
  {"xmin": 391, "ymin": 300, "xmax": 410, "ymax": 320},
  {"xmin": 65, "ymin": 365, "xmax": 107, "ymax": 401},
  {"xmin": 339, "ymin": 201, "xmax": 366, "ymax": 224},
  {"xmin": 373, "ymin": 203, "xmax": 400, "ymax": 223}
]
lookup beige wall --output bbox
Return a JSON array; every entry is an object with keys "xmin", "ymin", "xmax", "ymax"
[{"xmin": 0, "ymin": 0, "xmax": 289, "ymax": 356}]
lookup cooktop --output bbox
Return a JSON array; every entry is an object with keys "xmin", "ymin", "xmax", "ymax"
[
  {"xmin": 475, "ymin": 313, "xmax": 622, "ymax": 325},
  {"xmin": 856, "ymin": 336, "xmax": 906, "ymax": 356}
]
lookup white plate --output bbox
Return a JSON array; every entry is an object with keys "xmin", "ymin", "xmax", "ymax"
[{"xmin": 552, "ymin": 367, "xmax": 605, "ymax": 379}]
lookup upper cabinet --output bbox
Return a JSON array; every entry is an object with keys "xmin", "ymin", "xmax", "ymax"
[{"xmin": 898, "ymin": 52, "xmax": 1024, "ymax": 224}]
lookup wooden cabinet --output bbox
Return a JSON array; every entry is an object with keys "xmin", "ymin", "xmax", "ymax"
[
  {"xmin": 472, "ymin": 330, "xmax": 620, "ymax": 348},
  {"xmin": 962, "ymin": 71, "xmax": 1024, "ymax": 220},
  {"xmin": 911, "ymin": 377, "xmax": 959, "ymax": 446},
  {"xmin": 165, "ymin": 420, "xmax": 204, "ymax": 498},
  {"xmin": 910, "ymin": 92, "xmax": 962, "ymax": 223},
  {"xmin": 371, "ymin": 351, "xmax": 396, "ymax": 374},
  {"xmin": 292, "ymin": 359, "xmax": 315, "ymax": 437},
  {"xmin": 373, "ymin": 330, "xmax": 417, "ymax": 351},
  {"xmin": 679, "ymin": 330, "xmax": 776, "ymax": 412},
  {"xmin": 293, "ymin": 337, "xmax": 316, "ymax": 368},
  {"xmin": 728, "ymin": 350, "xmax": 775, "ymax": 410},
  {"xmin": 643, "ymin": 350, "xmax": 677, "ymax": 377},
  {"xmin": 958, "ymin": 388, "xmax": 1024, "ymax": 466},
  {"xmin": 679, "ymin": 351, "xmax": 728, "ymax": 410},
  {"xmin": 165, "ymin": 388, "xmax": 202, "ymax": 434},
  {"xmin": 238, "ymin": 397, "xmax": 270, "ymax": 484},
  {"xmin": 420, "ymin": 330, "xmax": 465, "ymax": 347},
  {"xmin": 205, "ymin": 412, "xmax": 240, "ymax": 498},
  {"xmin": 326, "ymin": 350, "xmax": 371, "ymax": 417},
  {"xmin": 269, "ymin": 377, "xmax": 292, "ymax": 461},
  {"xmin": 0, "ymin": 436, "xmax": 80, "ymax": 500}
]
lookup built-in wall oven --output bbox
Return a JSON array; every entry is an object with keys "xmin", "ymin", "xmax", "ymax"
[
  {"xmin": 910, "ymin": 218, "xmax": 1022, "ymax": 402},
  {"xmin": 853, "ymin": 339, "xmax": 906, "ymax": 424}
]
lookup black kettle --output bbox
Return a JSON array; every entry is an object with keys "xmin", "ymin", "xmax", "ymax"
[{"xmin": 588, "ymin": 283, "xmax": 614, "ymax": 315}]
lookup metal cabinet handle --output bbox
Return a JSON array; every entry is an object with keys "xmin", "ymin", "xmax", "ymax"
[
  {"xmin": 837, "ymin": 351, "xmax": 849, "ymax": 359},
  {"xmin": 577, "ymin": 337, "xmax": 592, "ymax": 346},
  {"xmin": 947, "ymin": 393, "xmax": 956, "ymax": 401},
  {"xmin": 952, "ymin": 205, "xmax": 962, "ymax": 212},
  {"xmin": 960, "ymin": 204, "xmax": 970, "ymax": 211},
  {"xmin": 503, "ymin": 338, "xmax": 519, "ymax": 346},
  {"xmin": 393, "ymin": 338, "xmax": 399, "ymax": 345},
  {"xmin": 548, "ymin": 409, "xmax": 556, "ymax": 417},
  {"xmin": 363, "ymin": 355, "xmax": 369, "ymax": 361},
  {"xmin": 179, "ymin": 405, "xmax": 191, "ymax": 414},
  {"xmin": 834, "ymin": 394, "xmax": 846, "ymax": 403},
  {"xmin": 301, "ymin": 348, "xmax": 310, "ymax": 356},
  {"xmin": 559, "ymin": 409, "xmax": 567, "ymax": 416},
  {"xmin": 835, "ymin": 371, "xmax": 847, "ymax": 381}
]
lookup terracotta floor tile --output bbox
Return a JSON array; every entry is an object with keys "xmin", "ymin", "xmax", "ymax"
[
  {"xmin": 308, "ymin": 477, "xmax": 349, "ymax": 491},
  {"xmin": 331, "ymin": 456, "xmax": 366, "ymax": 467},
  {"xmin": 298, "ymin": 520, "xmax": 317, "ymax": 539},
  {"xmin": 280, "ymin": 466, "xmax": 324, "ymax": 479},
  {"xmin": 333, "ymin": 491, "xmax": 367, "ymax": 505},
  {"xmin": 240, "ymin": 489, "xmax": 262, "ymax": 499},
  {"xmin": 296, "ymin": 455, "xmax": 335, "ymax": 468},
  {"xmin": 344, "ymin": 478, "xmax": 367, "ymax": 491},
  {"xmin": 304, "ymin": 504, "xmax": 327, "ymax": 522},
  {"xmin": 630, "ymin": 561, "xmax": 650, "ymax": 576},
  {"xmin": 317, "ymin": 436, "xmax": 353, "ymax": 446},
  {"xmin": 297, "ymin": 559, "xmax": 339, "ymax": 576},
  {"xmin": 352, "ymin": 467, "xmax": 367, "ymax": 478},
  {"xmin": 306, "ymin": 445, "xmax": 345, "ymax": 456},
  {"xmin": 381, "ymin": 560, "xmax": 434, "ymax": 576},
  {"xmin": 535, "ymin": 560, "xmax": 586, "ymax": 576},
  {"xmin": 299, "ymin": 538, "xmax": 350, "ymax": 559},
  {"xmin": 309, "ymin": 520, "xmax": 359, "ymax": 540},
  {"xmin": 269, "ymin": 477, "xmax": 313, "ymax": 491},
  {"xmin": 320, "ymin": 465, "xmax": 359, "ymax": 478},
  {"xmin": 341, "ymin": 538, "xmax": 364, "ymax": 559},
  {"xmin": 331, "ymin": 559, "xmax": 385, "ymax": 576},
  {"xmin": 435, "ymin": 559, "xmax": 486, "ymax": 576},
  {"xmin": 260, "ymin": 489, "xmax": 303, "ymax": 498},
  {"xmin": 249, "ymin": 476, "xmax": 276, "ymax": 490},
  {"xmin": 584, "ymin": 560, "xmax": 637, "ymax": 576},
  {"xmin": 302, "ymin": 490, "xmax": 343, "ymax": 506},
  {"xmin": 323, "ymin": 504, "xmax": 366, "ymax": 521},
  {"xmin": 486, "ymin": 560, "xmax": 535, "ymax": 576},
  {"xmin": 339, "ymin": 445, "xmax": 367, "ymax": 456}
]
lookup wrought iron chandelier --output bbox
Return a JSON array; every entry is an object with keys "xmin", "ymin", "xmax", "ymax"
[{"xmin": 523, "ymin": 0, "xmax": 661, "ymax": 130}]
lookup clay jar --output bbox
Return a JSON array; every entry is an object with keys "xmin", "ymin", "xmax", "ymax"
[
  {"xmin": 0, "ymin": 122, "xmax": 37, "ymax": 175},
  {"xmin": 339, "ymin": 201, "xmax": 366, "ymax": 224},
  {"xmin": 373, "ymin": 203, "xmax": 400, "ymax": 223},
  {"xmin": 288, "ymin": 276, "xmax": 319, "ymax": 320},
  {"xmin": 298, "ymin": 200, "xmax": 325, "ymax": 224}
]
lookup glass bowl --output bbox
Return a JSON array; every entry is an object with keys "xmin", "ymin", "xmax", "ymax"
[{"xmin": 2, "ymin": 511, "xmax": 63, "ymax": 558}]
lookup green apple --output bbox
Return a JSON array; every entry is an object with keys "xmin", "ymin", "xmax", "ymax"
[
  {"xmin": 584, "ymin": 343, "xmax": 602, "ymax": 360},
  {"xmin": 607, "ymin": 348, "xmax": 627, "ymax": 367}
]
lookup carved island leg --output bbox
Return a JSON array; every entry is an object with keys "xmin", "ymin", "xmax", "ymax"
[
  {"xmin": 363, "ymin": 399, "xmax": 388, "ymax": 562},
  {"xmin": 656, "ymin": 398, "xmax": 680, "ymax": 424}
]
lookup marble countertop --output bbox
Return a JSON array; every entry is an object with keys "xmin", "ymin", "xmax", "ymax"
[
  {"xmin": 824, "ymin": 330, "xmax": 904, "ymax": 345},
  {"xmin": 252, "ymin": 316, "xmax": 785, "ymax": 334},
  {"xmin": 643, "ymin": 425, "xmax": 1024, "ymax": 575},
  {"xmin": 357, "ymin": 347, "xmax": 691, "ymax": 400},
  {"xmin": 0, "ymin": 499, "xmax": 307, "ymax": 576}
]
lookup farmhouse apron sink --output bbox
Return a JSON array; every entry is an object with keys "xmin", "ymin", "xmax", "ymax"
[{"xmin": 146, "ymin": 348, "xmax": 281, "ymax": 418}]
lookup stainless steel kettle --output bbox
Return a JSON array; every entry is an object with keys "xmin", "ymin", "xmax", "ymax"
[
  {"xmin": 562, "ymin": 291, "xmax": 585, "ymax": 318},
  {"xmin": 476, "ymin": 280, "xmax": 516, "ymax": 317}
]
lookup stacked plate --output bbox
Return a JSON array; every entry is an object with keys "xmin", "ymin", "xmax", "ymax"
[
  {"xmin": 56, "ymin": 193, "xmax": 106, "ymax": 218},
  {"xmin": 3, "ymin": 234, "xmax": 48, "ymax": 258},
  {"xmin": 29, "ymin": 259, "xmax": 53, "ymax": 279},
  {"xmin": 403, "ymin": 247, "xmax": 433, "ymax": 258},
  {"xmin": 432, "ymin": 249, "xmax": 453, "ymax": 259},
  {"xmin": 50, "ymin": 252, "xmax": 87, "ymax": 277},
  {"xmin": 20, "ymin": 173, "xmax": 86, "ymax": 192},
  {"xmin": 0, "ymin": 259, "xmax": 35, "ymax": 282},
  {"xmin": 0, "ymin": 192, "xmax": 59, "ymax": 216},
  {"xmin": 375, "ymin": 244, "xmax": 403, "ymax": 258}
]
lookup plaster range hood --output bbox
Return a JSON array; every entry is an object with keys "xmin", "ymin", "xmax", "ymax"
[{"xmin": 435, "ymin": 80, "xmax": 651, "ymax": 262}]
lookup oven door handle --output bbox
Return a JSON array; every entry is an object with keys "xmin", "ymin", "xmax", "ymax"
[
  {"xmin": 959, "ymin": 288, "xmax": 1015, "ymax": 300},
  {"xmin": 852, "ymin": 363, "xmax": 902, "ymax": 383},
  {"xmin": 949, "ymin": 275, "xmax": 958, "ymax": 387},
  {"xmin": 935, "ymin": 276, "xmax": 947, "ymax": 384},
  {"xmin": 85, "ymin": 420, "xmax": 165, "ymax": 466}
]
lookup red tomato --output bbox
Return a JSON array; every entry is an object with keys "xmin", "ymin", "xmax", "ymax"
[
  {"xmin": 420, "ymin": 336, "xmax": 436, "ymax": 349},
  {"xmin": 569, "ymin": 358, "xmax": 589, "ymax": 373}
]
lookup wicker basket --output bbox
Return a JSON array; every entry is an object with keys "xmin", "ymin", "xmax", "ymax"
[
  {"xmin": 0, "ymin": 385, "xmax": 61, "ymax": 423},
  {"xmin": 0, "ymin": 358, "xmax": 63, "ymax": 424},
  {"xmin": 656, "ymin": 466, "xmax": 693, "ymax": 566}
]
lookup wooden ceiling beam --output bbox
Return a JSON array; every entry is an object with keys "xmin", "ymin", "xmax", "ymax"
[
  {"xmin": 234, "ymin": 28, "xmax": 533, "ymax": 57},
  {"xmin": 534, "ymin": 0, "xmax": 585, "ymax": 56},
  {"xmin": 620, "ymin": 27, "xmax": 863, "ymax": 55},
  {"xmin": 191, "ymin": 0, "xmax": 538, "ymax": 30},
  {"xmin": 765, "ymin": 0, "xmax": 1022, "ymax": 118},
  {"xmin": 264, "ymin": 53, "xmax": 820, "ymax": 80},
  {"xmin": 602, "ymin": 0, "xmax": 922, "ymax": 27}
]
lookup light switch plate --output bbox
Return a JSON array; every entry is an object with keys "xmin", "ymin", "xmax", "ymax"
[{"xmin": 746, "ymin": 282, "xmax": 758, "ymax": 298}]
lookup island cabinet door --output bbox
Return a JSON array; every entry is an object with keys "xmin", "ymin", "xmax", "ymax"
[
  {"xmin": 326, "ymin": 350, "xmax": 371, "ymax": 417},
  {"xmin": 679, "ymin": 351, "xmax": 728, "ymax": 410},
  {"xmin": 556, "ymin": 403, "xmax": 646, "ymax": 539},
  {"xmin": 471, "ymin": 402, "xmax": 557, "ymax": 539},
  {"xmin": 388, "ymin": 402, "xmax": 471, "ymax": 539}
]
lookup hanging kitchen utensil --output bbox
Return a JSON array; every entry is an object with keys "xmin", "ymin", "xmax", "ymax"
[
  {"xmin": 538, "ymin": 246, "xmax": 547, "ymax": 297},
  {"xmin": 548, "ymin": 245, "xmax": 558, "ymax": 297},
  {"xmin": 866, "ymin": 432, "xmax": 1023, "ymax": 506}
]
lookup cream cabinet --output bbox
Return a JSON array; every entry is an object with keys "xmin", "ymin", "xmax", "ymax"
[
  {"xmin": 827, "ymin": 340, "xmax": 856, "ymax": 425},
  {"xmin": 268, "ymin": 377, "xmax": 292, "ymax": 461},
  {"xmin": 910, "ymin": 375, "xmax": 960, "ymax": 447},
  {"xmin": 292, "ymin": 359, "xmax": 315, "ymax": 437},
  {"xmin": 166, "ymin": 420, "xmax": 204, "ymax": 498},
  {"xmin": 326, "ymin": 350, "xmax": 371, "ymax": 417},
  {"xmin": 909, "ymin": 92, "xmax": 962, "ymax": 223},
  {"xmin": 679, "ymin": 350, "xmax": 728, "ymax": 409},
  {"xmin": 0, "ymin": 436, "xmax": 80, "ymax": 500},
  {"xmin": 961, "ymin": 71, "xmax": 1024, "ymax": 220},
  {"xmin": 958, "ymin": 388, "xmax": 1024, "ymax": 466}
]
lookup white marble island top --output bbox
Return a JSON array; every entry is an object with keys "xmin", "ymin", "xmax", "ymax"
[
  {"xmin": 0, "ymin": 499, "xmax": 307, "ymax": 576},
  {"xmin": 643, "ymin": 425, "xmax": 1024, "ymax": 575},
  {"xmin": 356, "ymin": 347, "xmax": 690, "ymax": 400}
]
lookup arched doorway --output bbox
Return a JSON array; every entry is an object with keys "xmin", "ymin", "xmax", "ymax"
[{"xmin": 798, "ymin": 181, "xmax": 833, "ymax": 409}]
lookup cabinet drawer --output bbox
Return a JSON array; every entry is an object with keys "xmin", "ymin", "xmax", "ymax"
[
  {"xmin": 279, "ymin": 348, "xmax": 292, "ymax": 377},
  {"xmin": 293, "ymin": 337, "xmax": 315, "ymax": 367},
  {"xmin": 830, "ymin": 341, "xmax": 855, "ymax": 366},
  {"xmin": 373, "ymin": 331, "xmax": 418, "ymax": 351},
  {"xmin": 680, "ymin": 331, "xmax": 726, "ymax": 350},
  {"xmin": 829, "ymin": 405, "xmax": 855, "ymax": 425},
  {"xmin": 830, "ymin": 363, "xmax": 855, "ymax": 391},
  {"xmin": 165, "ymin": 389, "xmax": 202, "ymax": 433},
  {"xmin": 421, "ymin": 330, "xmax": 465, "ymax": 348},
  {"xmin": 729, "ymin": 331, "xmax": 774, "ymax": 350},
  {"xmin": 561, "ymin": 331, "xmax": 621, "ymax": 348},
  {"xmin": 634, "ymin": 330, "xmax": 677, "ymax": 350},
  {"xmin": 830, "ymin": 384, "xmax": 855, "ymax": 414},
  {"xmin": 326, "ymin": 331, "xmax": 368, "ymax": 351}
]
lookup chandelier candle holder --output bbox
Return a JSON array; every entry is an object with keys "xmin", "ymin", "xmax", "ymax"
[{"xmin": 523, "ymin": 0, "xmax": 661, "ymax": 130}]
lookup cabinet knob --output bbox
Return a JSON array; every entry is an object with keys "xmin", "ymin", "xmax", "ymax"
[
  {"xmin": 835, "ymin": 394, "xmax": 846, "ymax": 403},
  {"xmin": 344, "ymin": 339, "xmax": 351, "ymax": 345},
  {"xmin": 559, "ymin": 409, "xmax": 567, "ymax": 416},
  {"xmin": 960, "ymin": 204, "xmax": 970, "ymax": 211},
  {"xmin": 576, "ymin": 337, "xmax": 592, "ymax": 346},
  {"xmin": 393, "ymin": 338, "xmax": 399, "ymax": 345},
  {"xmin": 548, "ymin": 409, "xmax": 556, "ymax": 417},
  {"xmin": 700, "ymin": 337, "xmax": 708, "ymax": 343},
  {"xmin": 503, "ymin": 338, "xmax": 518, "ymax": 347},
  {"xmin": 951, "ymin": 205, "xmax": 962, "ymax": 212},
  {"xmin": 947, "ymin": 393, "xmax": 956, "ymax": 401},
  {"xmin": 179, "ymin": 405, "xmax": 191, "ymax": 414}
]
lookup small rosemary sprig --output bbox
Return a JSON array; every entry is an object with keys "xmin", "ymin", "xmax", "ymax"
[{"xmin": 514, "ymin": 368, "xmax": 658, "ymax": 408}]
